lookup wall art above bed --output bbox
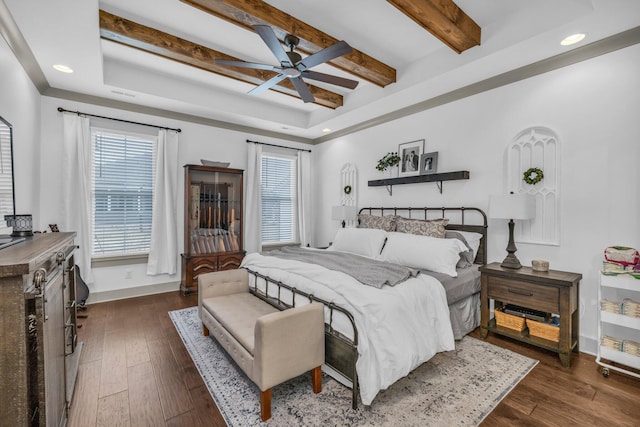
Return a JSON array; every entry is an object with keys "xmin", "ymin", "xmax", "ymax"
[
  {"xmin": 420, "ymin": 151, "xmax": 438, "ymax": 175},
  {"xmin": 398, "ymin": 139, "xmax": 424, "ymax": 177}
]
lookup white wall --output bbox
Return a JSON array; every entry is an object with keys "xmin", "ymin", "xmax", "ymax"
[
  {"xmin": 313, "ymin": 44, "xmax": 640, "ymax": 354},
  {"xmin": 0, "ymin": 36, "xmax": 41, "ymax": 217}
]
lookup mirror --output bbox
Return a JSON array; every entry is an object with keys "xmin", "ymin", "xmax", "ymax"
[{"xmin": 0, "ymin": 116, "xmax": 16, "ymax": 233}]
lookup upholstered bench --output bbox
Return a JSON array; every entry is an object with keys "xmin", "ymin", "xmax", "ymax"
[{"xmin": 198, "ymin": 269, "xmax": 325, "ymax": 421}]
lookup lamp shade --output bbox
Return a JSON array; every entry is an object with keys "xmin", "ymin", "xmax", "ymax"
[
  {"xmin": 331, "ymin": 205, "xmax": 358, "ymax": 221},
  {"xmin": 489, "ymin": 194, "xmax": 535, "ymax": 220}
]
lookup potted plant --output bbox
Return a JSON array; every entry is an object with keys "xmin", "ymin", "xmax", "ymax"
[{"xmin": 376, "ymin": 152, "xmax": 401, "ymax": 176}]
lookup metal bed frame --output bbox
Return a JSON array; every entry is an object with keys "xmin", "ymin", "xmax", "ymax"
[{"xmin": 244, "ymin": 206, "xmax": 488, "ymax": 409}]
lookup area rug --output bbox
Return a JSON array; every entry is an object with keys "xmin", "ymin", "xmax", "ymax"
[{"xmin": 170, "ymin": 307, "xmax": 537, "ymax": 426}]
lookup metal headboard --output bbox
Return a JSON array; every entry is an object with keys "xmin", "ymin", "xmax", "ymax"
[{"xmin": 358, "ymin": 207, "xmax": 488, "ymax": 265}]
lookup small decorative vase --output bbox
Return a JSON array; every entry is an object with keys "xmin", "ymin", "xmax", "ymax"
[{"xmin": 386, "ymin": 166, "xmax": 399, "ymax": 178}]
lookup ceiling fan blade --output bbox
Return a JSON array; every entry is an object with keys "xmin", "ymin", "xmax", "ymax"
[
  {"xmin": 291, "ymin": 77, "xmax": 315, "ymax": 103},
  {"xmin": 248, "ymin": 73, "xmax": 288, "ymax": 96},
  {"xmin": 252, "ymin": 24, "xmax": 293, "ymax": 67},
  {"xmin": 301, "ymin": 70, "xmax": 359, "ymax": 90},
  {"xmin": 215, "ymin": 59, "xmax": 277, "ymax": 71},
  {"xmin": 297, "ymin": 41, "xmax": 353, "ymax": 70}
]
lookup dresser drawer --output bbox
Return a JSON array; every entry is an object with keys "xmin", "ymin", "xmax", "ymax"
[{"xmin": 487, "ymin": 276, "xmax": 559, "ymax": 313}]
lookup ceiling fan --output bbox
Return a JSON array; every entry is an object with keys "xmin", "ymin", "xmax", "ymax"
[{"xmin": 215, "ymin": 25, "xmax": 359, "ymax": 103}]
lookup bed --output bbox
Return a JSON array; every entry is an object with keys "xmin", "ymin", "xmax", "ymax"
[{"xmin": 240, "ymin": 207, "xmax": 487, "ymax": 409}]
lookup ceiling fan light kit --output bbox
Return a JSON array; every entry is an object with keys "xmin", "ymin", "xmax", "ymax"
[{"xmin": 215, "ymin": 25, "xmax": 359, "ymax": 103}]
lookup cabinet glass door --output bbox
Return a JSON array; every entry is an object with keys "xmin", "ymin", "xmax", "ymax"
[{"xmin": 187, "ymin": 168, "xmax": 242, "ymax": 255}]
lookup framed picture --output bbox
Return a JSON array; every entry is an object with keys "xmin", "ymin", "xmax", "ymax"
[
  {"xmin": 398, "ymin": 139, "xmax": 424, "ymax": 177},
  {"xmin": 420, "ymin": 152, "xmax": 438, "ymax": 175}
]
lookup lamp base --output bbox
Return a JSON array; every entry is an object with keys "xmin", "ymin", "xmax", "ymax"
[
  {"xmin": 501, "ymin": 218, "xmax": 523, "ymax": 269},
  {"xmin": 501, "ymin": 253, "xmax": 523, "ymax": 269}
]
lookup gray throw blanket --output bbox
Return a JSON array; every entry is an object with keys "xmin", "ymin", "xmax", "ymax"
[{"xmin": 262, "ymin": 247, "xmax": 418, "ymax": 289}]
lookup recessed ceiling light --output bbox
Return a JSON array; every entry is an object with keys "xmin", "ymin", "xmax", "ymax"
[
  {"xmin": 322, "ymin": 128, "xmax": 331, "ymax": 133},
  {"xmin": 560, "ymin": 33, "xmax": 586, "ymax": 46},
  {"xmin": 53, "ymin": 64, "xmax": 74, "ymax": 73}
]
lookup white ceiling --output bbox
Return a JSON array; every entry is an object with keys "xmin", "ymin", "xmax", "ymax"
[{"xmin": 4, "ymin": 0, "xmax": 640, "ymax": 141}]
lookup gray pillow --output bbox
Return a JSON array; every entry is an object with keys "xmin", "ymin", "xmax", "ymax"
[
  {"xmin": 395, "ymin": 217, "xmax": 449, "ymax": 238},
  {"xmin": 445, "ymin": 230, "xmax": 475, "ymax": 268},
  {"xmin": 357, "ymin": 213, "xmax": 397, "ymax": 232}
]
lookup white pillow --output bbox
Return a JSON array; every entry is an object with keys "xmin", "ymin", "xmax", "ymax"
[
  {"xmin": 381, "ymin": 232, "xmax": 469, "ymax": 277},
  {"xmin": 327, "ymin": 227, "xmax": 387, "ymax": 258},
  {"xmin": 454, "ymin": 231, "xmax": 483, "ymax": 258}
]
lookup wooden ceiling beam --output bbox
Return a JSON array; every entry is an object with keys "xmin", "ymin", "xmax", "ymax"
[
  {"xmin": 180, "ymin": 0, "xmax": 397, "ymax": 87},
  {"xmin": 387, "ymin": 0, "xmax": 480, "ymax": 54},
  {"xmin": 98, "ymin": 10, "xmax": 343, "ymax": 109}
]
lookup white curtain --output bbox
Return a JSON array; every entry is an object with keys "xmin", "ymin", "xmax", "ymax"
[
  {"xmin": 297, "ymin": 150, "xmax": 312, "ymax": 247},
  {"xmin": 245, "ymin": 142, "xmax": 262, "ymax": 253},
  {"xmin": 62, "ymin": 113, "xmax": 93, "ymax": 284},
  {"xmin": 147, "ymin": 129, "xmax": 179, "ymax": 275}
]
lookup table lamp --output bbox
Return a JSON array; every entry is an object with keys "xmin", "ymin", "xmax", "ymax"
[
  {"xmin": 331, "ymin": 205, "xmax": 357, "ymax": 228},
  {"xmin": 489, "ymin": 194, "xmax": 535, "ymax": 269}
]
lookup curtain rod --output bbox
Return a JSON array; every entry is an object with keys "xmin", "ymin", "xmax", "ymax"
[
  {"xmin": 57, "ymin": 107, "xmax": 182, "ymax": 133},
  {"xmin": 246, "ymin": 139, "xmax": 311, "ymax": 153}
]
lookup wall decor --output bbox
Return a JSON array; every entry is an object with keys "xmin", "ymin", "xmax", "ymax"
[
  {"xmin": 420, "ymin": 152, "xmax": 438, "ymax": 175},
  {"xmin": 523, "ymin": 167, "xmax": 544, "ymax": 185},
  {"xmin": 375, "ymin": 152, "xmax": 400, "ymax": 177},
  {"xmin": 398, "ymin": 139, "xmax": 424, "ymax": 177},
  {"xmin": 508, "ymin": 127, "xmax": 559, "ymax": 245},
  {"xmin": 340, "ymin": 163, "xmax": 357, "ymax": 227}
]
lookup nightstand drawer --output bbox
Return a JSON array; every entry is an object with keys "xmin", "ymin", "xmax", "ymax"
[{"xmin": 487, "ymin": 276, "xmax": 559, "ymax": 313}]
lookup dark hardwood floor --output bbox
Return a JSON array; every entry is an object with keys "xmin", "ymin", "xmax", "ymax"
[{"xmin": 68, "ymin": 291, "xmax": 640, "ymax": 426}]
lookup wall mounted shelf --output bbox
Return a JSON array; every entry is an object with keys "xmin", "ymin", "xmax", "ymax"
[{"xmin": 368, "ymin": 171, "xmax": 469, "ymax": 195}]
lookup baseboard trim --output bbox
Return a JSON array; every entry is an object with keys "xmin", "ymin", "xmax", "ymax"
[
  {"xmin": 580, "ymin": 336, "xmax": 597, "ymax": 357},
  {"xmin": 86, "ymin": 281, "xmax": 180, "ymax": 304}
]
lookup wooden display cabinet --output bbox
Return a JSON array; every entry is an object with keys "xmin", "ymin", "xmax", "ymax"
[{"xmin": 181, "ymin": 165, "xmax": 245, "ymax": 294}]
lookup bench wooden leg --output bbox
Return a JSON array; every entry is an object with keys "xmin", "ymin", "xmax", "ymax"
[
  {"xmin": 260, "ymin": 389, "xmax": 272, "ymax": 421},
  {"xmin": 202, "ymin": 324, "xmax": 209, "ymax": 336},
  {"xmin": 311, "ymin": 366, "xmax": 322, "ymax": 394}
]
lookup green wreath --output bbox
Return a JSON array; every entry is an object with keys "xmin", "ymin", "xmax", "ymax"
[
  {"xmin": 523, "ymin": 167, "xmax": 544, "ymax": 185},
  {"xmin": 343, "ymin": 185, "xmax": 352, "ymax": 194}
]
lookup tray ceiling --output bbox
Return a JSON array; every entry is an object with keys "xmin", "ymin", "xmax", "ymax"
[{"xmin": 3, "ymin": 0, "xmax": 640, "ymax": 142}]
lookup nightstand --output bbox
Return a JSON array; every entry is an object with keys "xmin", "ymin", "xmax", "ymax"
[{"xmin": 480, "ymin": 262, "xmax": 582, "ymax": 367}]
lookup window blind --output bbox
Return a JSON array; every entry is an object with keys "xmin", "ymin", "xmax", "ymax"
[
  {"xmin": 91, "ymin": 129, "xmax": 155, "ymax": 256},
  {"xmin": 261, "ymin": 154, "xmax": 298, "ymax": 243}
]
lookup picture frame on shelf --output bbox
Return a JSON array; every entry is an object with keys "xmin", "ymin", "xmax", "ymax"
[
  {"xmin": 420, "ymin": 152, "xmax": 438, "ymax": 175},
  {"xmin": 398, "ymin": 139, "xmax": 424, "ymax": 177}
]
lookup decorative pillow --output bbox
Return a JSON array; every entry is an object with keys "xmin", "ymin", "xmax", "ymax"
[
  {"xmin": 326, "ymin": 227, "xmax": 387, "ymax": 258},
  {"xmin": 357, "ymin": 213, "xmax": 397, "ymax": 232},
  {"xmin": 451, "ymin": 230, "xmax": 483, "ymax": 260},
  {"xmin": 380, "ymin": 232, "xmax": 468, "ymax": 277},
  {"xmin": 395, "ymin": 217, "xmax": 449, "ymax": 238},
  {"xmin": 445, "ymin": 230, "xmax": 475, "ymax": 268}
]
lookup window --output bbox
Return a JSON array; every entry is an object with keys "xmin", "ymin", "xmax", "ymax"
[
  {"xmin": 261, "ymin": 153, "xmax": 298, "ymax": 244},
  {"xmin": 91, "ymin": 129, "xmax": 156, "ymax": 257}
]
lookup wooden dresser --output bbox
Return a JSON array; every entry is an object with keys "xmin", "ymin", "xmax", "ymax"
[{"xmin": 0, "ymin": 233, "xmax": 80, "ymax": 426}]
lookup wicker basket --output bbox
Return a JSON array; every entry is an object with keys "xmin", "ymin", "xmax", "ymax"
[
  {"xmin": 495, "ymin": 308, "xmax": 526, "ymax": 331},
  {"xmin": 526, "ymin": 319, "xmax": 560, "ymax": 342}
]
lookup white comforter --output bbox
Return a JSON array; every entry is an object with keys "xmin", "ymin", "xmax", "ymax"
[{"xmin": 241, "ymin": 251, "xmax": 455, "ymax": 406}]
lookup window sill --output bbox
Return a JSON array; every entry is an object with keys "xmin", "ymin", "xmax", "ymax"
[
  {"xmin": 261, "ymin": 242, "xmax": 300, "ymax": 251},
  {"xmin": 92, "ymin": 253, "xmax": 148, "ymax": 268}
]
